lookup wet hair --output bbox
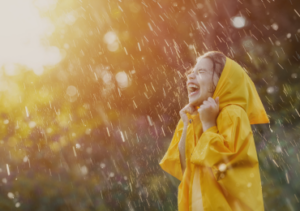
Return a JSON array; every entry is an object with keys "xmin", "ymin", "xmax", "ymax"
[{"xmin": 185, "ymin": 51, "xmax": 226, "ymax": 92}]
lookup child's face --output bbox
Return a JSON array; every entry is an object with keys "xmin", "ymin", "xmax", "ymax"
[{"xmin": 186, "ymin": 57, "xmax": 220, "ymax": 107}]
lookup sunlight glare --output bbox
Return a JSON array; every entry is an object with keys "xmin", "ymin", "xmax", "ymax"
[
  {"xmin": 34, "ymin": 0, "xmax": 57, "ymax": 11},
  {"xmin": 0, "ymin": 0, "xmax": 61, "ymax": 75}
]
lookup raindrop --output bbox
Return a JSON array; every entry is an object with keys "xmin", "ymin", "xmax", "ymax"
[
  {"xmin": 72, "ymin": 147, "xmax": 77, "ymax": 157},
  {"xmin": 232, "ymin": 16, "xmax": 246, "ymax": 28},
  {"xmin": 267, "ymin": 87, "xmax": 275, "ymax": 94},
  {"xmin": 147, "ymin": 115, "xmax": 153, "ymax": 126},
  {"xmin": 7, "ymin": 192, "xmax": 14, "ymax": 199},
  {"xmin": 80, "ymin": 166, "xmax": 88, "ymax": 175},
  {"xmin": 66, "ymin": 86, "xmax": 77, "ymax": 97},
  {"xmin": 120, "ymin": 131, "xmax": 125, "ymax": 142},
  {"xmin": 218, "ymin": 163, "xmax": 227, "ymax": 172},
  {"xmin": 6, "ymin": 164, "xmax": 10, "ymax": 176},
  {"xmin": 107, "ymin": 42, "xmax": 119, "ymax": 52},
  {"xmin": 102, "ymin": 71, "xmax": 112, "ymax": 84},
  {"xmin": 25, "ymin": 106, "xmax": 29, "ymax": 117},
  {"xmin": 104, "ymin": 32, "xmax": 118, "ymax": 44},
  {"xmin": 29, "ymin": 121, "xmax": 36, "ymax": 128},
  {"xmin": 271, "ymin": 23, "xmax": 279, "ymax": 31},
  {"xmin": 276, "ymin": 145, "xmax": 282, "ymax": 153},
  {"xmin": 115, "ymin": 71, "xmax": 129, "ymax": 88}
]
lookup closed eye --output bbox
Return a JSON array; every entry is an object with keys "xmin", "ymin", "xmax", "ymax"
[
  {"xmin": 196, "ymin": 69, "xmax": 205, "ymax": 74},
  {"xmin": 185, "ymin": 68, "xmax": 206, "ymax": 78}
]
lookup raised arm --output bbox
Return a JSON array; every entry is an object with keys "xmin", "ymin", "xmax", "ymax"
[
  {"xmin": 191, "ymin": 105, "xmax": 264, "ymax": 210},
  {"xmin": 191, "ymin": 105, "xmax": 258, "ymax": 180}
]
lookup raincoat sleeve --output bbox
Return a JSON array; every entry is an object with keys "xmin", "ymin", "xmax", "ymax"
[
  {"xmin": 190, "ymin": 105, "xmax": 258, "ymax": 181},
  {"xmin": 159, "ymin": 119, "xmax": 184, "ymax": 181}
]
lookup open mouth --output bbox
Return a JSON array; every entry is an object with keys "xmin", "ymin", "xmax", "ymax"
[{"xmin": 187, "ymin": 84, "xmax": 200, "ymax": 97}]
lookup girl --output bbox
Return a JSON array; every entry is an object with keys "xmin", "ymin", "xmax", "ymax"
[{"xmin": 159, "ymin": 51, "xmax": 269, "ymax": 211}]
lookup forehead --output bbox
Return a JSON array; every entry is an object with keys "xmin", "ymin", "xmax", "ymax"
[{"xmin": 193, "ymin": 57, "xmax": 214, "ymax": 71}]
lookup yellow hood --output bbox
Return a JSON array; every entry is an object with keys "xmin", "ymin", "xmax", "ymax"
[{"xmin": 210, "ymin": 57, "xmax": 269, "ymax": 125}]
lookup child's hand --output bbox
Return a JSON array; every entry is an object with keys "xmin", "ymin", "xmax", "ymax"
[
  {"xmin": 198, "ymin": 97, "xmax": 219, "ymax": 131},
  {"xmin": 180, "ymin": 104, "xmax": 197, "ymax": 127}
]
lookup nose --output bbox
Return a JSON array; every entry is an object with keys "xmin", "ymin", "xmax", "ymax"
[{"xmin": 187, "ymin": 71, "xmax": 196, "ymax": 79}]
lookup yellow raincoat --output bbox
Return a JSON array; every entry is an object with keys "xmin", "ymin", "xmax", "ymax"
[{"xmin": 159, "ymin": 57, "xmax": 269, "ymax": 211}]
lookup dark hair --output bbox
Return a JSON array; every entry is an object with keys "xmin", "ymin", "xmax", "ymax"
[{"xmin": 185, "ymin": 51, "xmax": 226, "ymax": 92}]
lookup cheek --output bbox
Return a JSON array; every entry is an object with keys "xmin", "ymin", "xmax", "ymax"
[{"xmin": 199, "ymin": 79, "xmax": 211, "ymax": 91}]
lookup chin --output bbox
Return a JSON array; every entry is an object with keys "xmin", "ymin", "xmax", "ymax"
[{"xmin": 188, "ymin": 97, "xmax": 201, "ymax": 106}]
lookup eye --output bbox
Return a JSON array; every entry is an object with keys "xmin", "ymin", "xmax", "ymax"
[{"xmin": 196, "ymin": 69, "xmax": 205, "ymax": 74}]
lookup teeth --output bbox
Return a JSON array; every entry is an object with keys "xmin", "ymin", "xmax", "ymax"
[
  {"xmin": 188, "ymin": 84, "xmax": 199, "ymax": 89},
  {"xmin": 188, "ymin": 84, "xmax": 199, "ymax": 92}
]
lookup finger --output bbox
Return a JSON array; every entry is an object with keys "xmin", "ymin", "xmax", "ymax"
[
  {"xmin": 215, "ymin": 97, "xmax": 219, "ymax": 105},
  {"xmin": 188, "ymin": 104, "xmax": 196, "ymax": 112},
  {"xmin": 203, "ymin": 100, "xmax": 210, "ymax": 105},
  {"xmin": 182, "ymin": 104, "xmax": 190, "ymax": 113},
  {"xmin": 184, "ymin": 105, "xmax": 195, "ymax": 114},
  {"xmin": 188, "ymin": 107, "xmax": 194, "ymax": 113},
  {"xmin": 199, "ymin": 104, "xmax": 209, "ymax": 110},
  {"xmin": 210, "ymin": 97, "xmax": 217, "ymax": 107},
  {"xmin": 198, "ymin": 105, "xmax": 204, "ymax": 110},
  {"xmin": 208, "ymin": 97, "xmax": 215, "ymax": 104}
]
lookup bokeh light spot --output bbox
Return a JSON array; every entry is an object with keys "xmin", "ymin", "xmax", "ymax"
[
  {"xmin": 66, "ymin": 86, "xmax": 78, "ymax": 97},
  {"xmin": 104, "ymin": 32, "xmax": 118, "ymax": 44},
  {"xmin": 115, "ymin": 71, "xmax": 129, "ymax": 88},
  {"xmin": 232, "ymin": 16, "xmax": 246, "ymax": 28}
]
